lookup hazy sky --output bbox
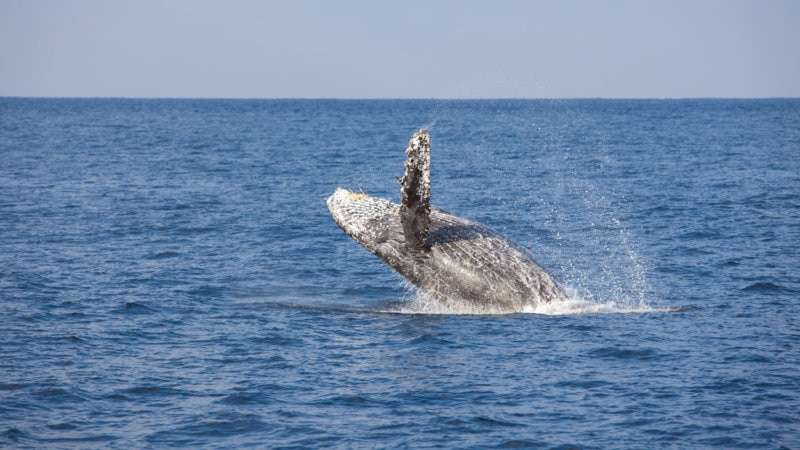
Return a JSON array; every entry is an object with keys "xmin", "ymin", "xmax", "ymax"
[{"xmin": 1, "ymin": 0, "xmax": 798, "ymax": 98}]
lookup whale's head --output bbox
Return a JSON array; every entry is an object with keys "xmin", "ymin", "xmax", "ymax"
[{"xmin": 325, "ymin": 188, "xmax": 402, "ymax": 254}]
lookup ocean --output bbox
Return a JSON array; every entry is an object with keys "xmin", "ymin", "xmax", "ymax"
[{"xmin": 1, "ymin": 98, "xmax": 798, "ymax": 448}]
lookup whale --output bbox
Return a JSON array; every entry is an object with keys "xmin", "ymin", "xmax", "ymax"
[{"xmin": 326, "ymin": 130, "xmax": 566, "ymax": 313}]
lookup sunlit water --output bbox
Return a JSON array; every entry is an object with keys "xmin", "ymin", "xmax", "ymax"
[{"xmin": 1, "ymin": 98, "xmax": 798, "ymax": 448}]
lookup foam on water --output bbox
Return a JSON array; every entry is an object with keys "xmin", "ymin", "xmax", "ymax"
[
  {"xmin": 525, "ymin": 296, "xmax": 675, "ymax": 315},
  {"xmin": 385, "ymin": 283, "xmax": 671, "ymax": 316}
]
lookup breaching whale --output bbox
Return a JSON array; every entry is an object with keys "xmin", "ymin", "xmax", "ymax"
[{"xmin": 326, "ymin": 130, "xmax": 566, "ymax": 312}]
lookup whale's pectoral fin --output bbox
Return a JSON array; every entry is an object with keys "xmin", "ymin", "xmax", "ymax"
[{"xmin": 397, "ymin": 130, "xmax": 431, "ymax": 252}]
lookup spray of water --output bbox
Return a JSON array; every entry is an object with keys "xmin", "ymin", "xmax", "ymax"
[{"xmin": 524, "ymin": 107, "xmax": 660, "ymax": 313}]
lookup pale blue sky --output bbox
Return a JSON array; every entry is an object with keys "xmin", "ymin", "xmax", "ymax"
[{"xmin": 1, "ymin": 0, "xmax": 798, "ymax": 98}]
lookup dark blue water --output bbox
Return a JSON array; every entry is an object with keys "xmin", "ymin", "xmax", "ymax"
[{"xmin": 1, "ymin": 98, "xmax": 798, "ymax": 448}]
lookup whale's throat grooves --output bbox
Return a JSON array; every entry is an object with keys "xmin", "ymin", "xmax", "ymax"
[{"xmin": 397, "ymin": 130, "xmax": 432, "ymax": 252}]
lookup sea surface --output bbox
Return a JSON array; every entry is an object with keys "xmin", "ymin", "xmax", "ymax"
[{"xmin": 1, "ymin": 98, "xmax": 798, "ymax": 448}]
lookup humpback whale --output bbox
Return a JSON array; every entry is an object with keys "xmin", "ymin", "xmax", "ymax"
[{"xmin": 326, "ymin": 130, "xmax": 566, "ymax": 312}]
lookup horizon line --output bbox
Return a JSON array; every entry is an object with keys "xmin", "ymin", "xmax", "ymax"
[{"xmin": 2, "ymin": 96, "xmax": 798, "ymax": 101}]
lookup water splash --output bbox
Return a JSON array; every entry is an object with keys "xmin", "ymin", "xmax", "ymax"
[
  {"xmin": 524, "ymin": 296, "xmax": 675, "ymax": 315},
  {"xmin": 384, "ymin": 284, "xmax": 672, "ymax": 316},
  {"xmin": 520, "ymin": 107, "xmax": 656, "ymax": 315}
]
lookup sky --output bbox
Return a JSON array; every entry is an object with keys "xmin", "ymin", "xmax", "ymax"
[{"xmin": 1, "ymin": 0, "xmax": 798, "ymax": 98}]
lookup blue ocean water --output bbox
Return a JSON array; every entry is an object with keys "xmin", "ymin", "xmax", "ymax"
[{"xmin": 1, "ymin": 98, "xmax": 798, "ymax": 448}]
